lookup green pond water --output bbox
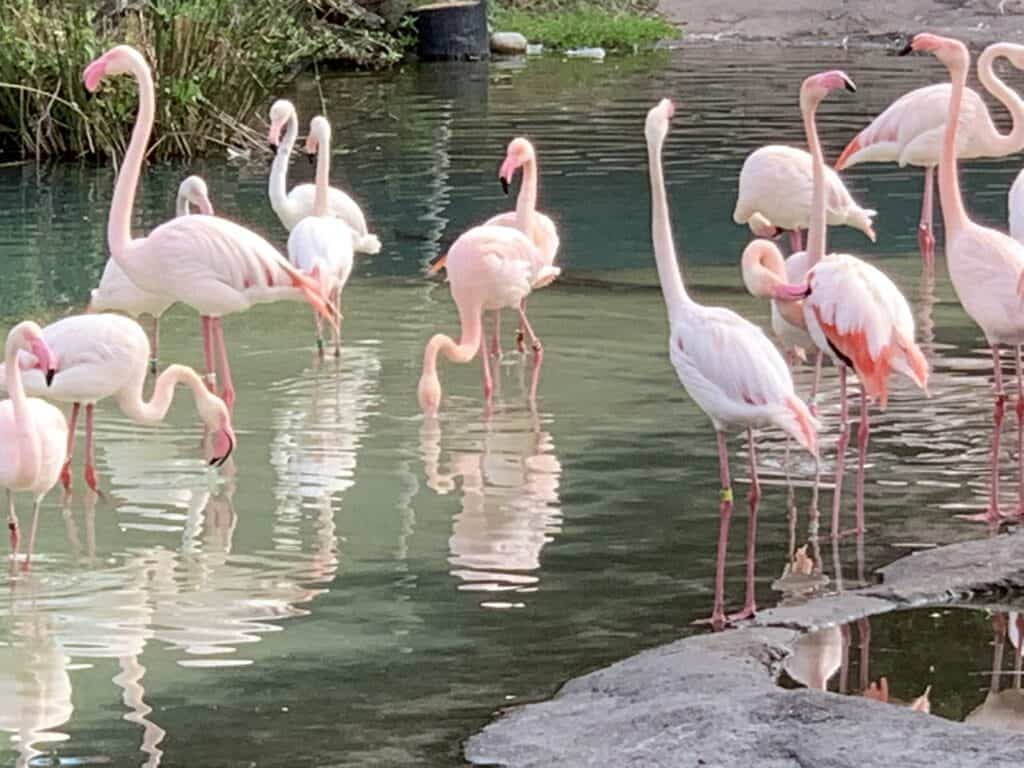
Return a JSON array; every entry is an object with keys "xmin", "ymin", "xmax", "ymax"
[{"xmin": 2, "ymin": 44, "xmax": 1024, "ymax": 766}]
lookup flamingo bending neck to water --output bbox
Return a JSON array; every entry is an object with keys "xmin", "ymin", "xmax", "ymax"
[
  {"xmin": 82, "ymin": 45, "xmax": 338, "ymax": 411},
  {"xmin": 645, "ymin": 97, "xmax": 817, "ymax": 628},
  {"xmin": 836, "ymin": 42, "xmax": 1024, "ymax": 266},
  {"xmin": 901, "ymin": 33, "xmax": 1024, "ymax": 523}
]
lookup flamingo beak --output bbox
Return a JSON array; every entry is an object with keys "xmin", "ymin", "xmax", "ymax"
[
  {"xmin": 500, "ymin": 176, "xmax": 510, "ymax": 195},
  {"xmin": 209, "ymin": 430, "xmax": 235, "ymax": 467},
  {"xmin": 773, "ymin": 282, "xmax": 811, "ymax": 301},
  {"xmin": 897, "ymin": 39, "xmax": 914, "ymax": 56}
]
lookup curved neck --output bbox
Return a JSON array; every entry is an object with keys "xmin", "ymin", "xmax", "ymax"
[
  {"xmin": 314, "ymin": 129, "xmax": 331, "ymax": 217},
  {"xmin": 422, "ymin": 299, "xmax": 484, "ymax": 377},
  {"xmin": 269, "ymin": 112, "xmax": 298, "ymax": 215},
  {"xmin": 646, "ymin": 135, "xmax": 691, "ymax": 324},
  {"xmin": 515, "ymin": 156, "xmax": 538, "ymax": 233},
  {"xmin": 803, "ymin": 100, "xmax": 827, "ymax": 266},
  {"xmin": 977, "ymin": 45, "xmax": 1024, "ymax": 156},
  {"xmin": 5, "ymin": 344, "xmax": 38, "ymax": 485},
  {"xmin": 109, "ymin": 57, "xmax": 155, "ymax": 257},
  {"xmin": 117, "ymin": 364, "xmax": 207, "ymax": 425},
  {"xmin": 939, "ymin": 61, "xmax": 970, "ymax": 234},
  {"xmin": 175, "ymin": 191, "xmax": 190, "ymax": 217}
]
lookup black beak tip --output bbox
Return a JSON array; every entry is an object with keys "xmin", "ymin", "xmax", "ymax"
[
  {"xmin": 500, "ymin": 177, "xmax": 510, "ymax": 195},
  {"xmin": 897, "ymin": 41, "xmax": 914, "ymax": 57},
  {"xmin": 844, "ymin": 81, "xmax": 856, "ymax": 93},
  {"xmin": 268, "ymin": 142, "xmax": 278, "ymax": 152},
  {"xmin": 45, "ymin": 369, "xmax": 55, "ymax": 387}
]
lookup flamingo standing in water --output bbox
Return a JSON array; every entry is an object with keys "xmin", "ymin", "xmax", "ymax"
[
  {"xmin": 82, "ymin": 45, "xmax": 338, "ymax": 411},
  {"xmin": 417, "ymin": 226, "xmax": 555, "ymax": 416},
  {"xmin": 484, "ymin": 138, "xmax": 560, "ymax": 356},
  {"xmin": 836, "ymin": 42, "xmax": 1024, "ymax": 266},
  {"xmin": 0, "ymin": 314, "xmax": 235, "ymax": 493},
  {"xmin": 734, "ymin": 145, "xmax": 877, "ymax": 252},
  {"xmin": 644, "ymin": 98, "xmax": 817, "ymax": 629},
  {"xmin": 89, "ymin": 175, "xmax": 213, "ymax": 374},
  {"xmin": 267, "ymin": 98, "xmax": 381, "ymax": 254},
  {"xmin": 901, "ymin": 33, "xmax": 1024, "ymax": 523},
  {"xmin": 1009, "ymin": 168, "xmax": 1024, "ymax": 242},
  {"xmin": 0, "ymin": 322, "xmax": 65, "ymax": 561},
  {"xmin": 782, "ymin": 71, "xmax": 928, "ymax": 538},
  {"xmin": 287, "ymin": 116, "xmax": 356, "ymax": 355}
]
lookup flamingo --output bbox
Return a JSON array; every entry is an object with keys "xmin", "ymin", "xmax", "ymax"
[
  {"xmin": 644, "ymin": 98, "xmax": 817, "ymax": 628},
  {"xmin": 0, "ymin": 322, "xmax": 65, "ymax": 562},
  {"xmin": 286, "ymin": 116, "xmax": 356, "ymax": 355},
  {"xmin": 89, "ymin": 174, "xmax": 213, "ymax": 375},
  {"xmin": 417, "ymin": 226, "xmax": 555, "ymax": 417},
  {"xmin": 267, "ymin": 98, "xmax": 381, "ymax": 254},
  {"xmin": 483, "ymin": 137, "xmax": 560, "ymax": 356},
  {"xmin": 82, "ymin": 45, "xmax": 338, "ymax": 412},
  {"xmin": 901, "ymin": 33, "xmax": 1024, "ymax": 523},
  {"xmin": 785, "ymin": 70, "xmax": 929, "ymax": 538},
  {"xmin": 0, "ymin": 314, "xmax": 235, "ymax": 494},
  {"xmin": 836, "ymin": 42, "xmax": 1024, "ymax": 266},
  {"xmin": 734, "ymin": 145, "xmax": 877, "ymax": 252},
  {"xmin": 1009, "ymin": 167, "xmax": 1024, "ymax": 242}
]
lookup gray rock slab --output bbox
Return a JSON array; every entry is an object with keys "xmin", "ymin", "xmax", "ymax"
[{"xmin": 491, "ymin": 32, "xmax": 528, "ymax": 55}]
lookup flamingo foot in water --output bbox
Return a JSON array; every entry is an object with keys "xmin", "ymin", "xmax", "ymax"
[
  {"xmin": 727, "ymin": 604, "xmax": 756, "ymax": 623},
  {"xmin": 8, "ymin": 521, "xmax": 17, "ymax": 556},
  {"xmin": 957, "ymin": 506, "xmax": 1019, "ymax": 525}
]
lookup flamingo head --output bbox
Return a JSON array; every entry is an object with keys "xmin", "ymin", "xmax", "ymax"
[
  {"xmin": 746, "ymin": 212, "xmax": 781, "ymax": 239},
  {"xmin": 740, "ymin": 239, "xmax": 808, "ymax": 301},
  {"xmin": 198, "ymin": 393, "xmax": 235, "ymax": 467},
  {"xmin": 267, "ymin": 99, "xmax": 296, "ymax": 147},
  {"xmin": 800, "ymin": 70, "xmax": 856, "ymax": 112},
  {"xmin": 498, "ymin": 137, "xmax": 535, "ymax": 195},
  {"xmin": 644, "ymin": 98, "xmax": 674, "ymax": 147},
  {"xmin": 83, "ymin": 45, "xmax": 145, "ymax": 93},
  {"xmin": 178, "ymin": 175, "xmax": 214, "ymax": 216},
  {"xmin": 304, "ymin": 115, "xmax": 331, "ymax": 161},
  {"xmin": 898, "ymin": 33, "xmax": 969, "ymax": 70},
  {"xmin": 417, "ymin": 371, "xmax": 442, "ymax": 417},
  {"xmin": 6, "ymin": 322, "xmax": 57, "ymax": 386}
]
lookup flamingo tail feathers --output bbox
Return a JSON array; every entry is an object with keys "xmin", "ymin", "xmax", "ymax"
[
  {"xmin": 783, "ymin": 396, "xmax": 819, "ymax": 458},
  {"xmin": 835, "ymin": 134, "xmax": 862, "ymax": 170}
]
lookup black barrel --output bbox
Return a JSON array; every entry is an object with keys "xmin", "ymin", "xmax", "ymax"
[{"xmin": 413, "ymin": 1, "xmax": 490, "ymax": 61}]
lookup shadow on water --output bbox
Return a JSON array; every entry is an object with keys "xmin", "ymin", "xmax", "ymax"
[{"xmin": 3, "ymin": 42, "xmax": 1024, "ymax": 764}]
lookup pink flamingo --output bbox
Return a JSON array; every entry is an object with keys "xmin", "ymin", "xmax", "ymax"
[
  {"xmin": 417, "ymin": 226, "xmax": 555, "ymax": 417},
  {"xmin": 644, "ymin": 98, "xmax": 817, "ymax": 628},
  {"xmin": 286, "ymin": 116, "xmax": 356, "ymax": 355},
  {"xmin": 0, "ymin": 322, "xmax": 65, "ymax": 562},
  {"xmin": 901, "ymin": 33, "xmax": 1024, "ymax": 523},
  {"xmin": 0, "ymin": 314, "xmax": 235, "ymax": 493},
  {"xmin": 784, "ymin": 71, "xmax": 929, "ymax": 538},
  {"xmin": 836, "ymin": 42, "xmax": 1024, "ymax": 266},
  {"xmin": 484, "ymin": 137, "xmax": 560, "ymax": 356},
  {"xmin": 82, "ymin": 45, "xmax": 338, "ymax": 411},
  {"xmin": 734, "ymin": 145, "xmax": 877, "ymax": 253},
  {"xmin": 267, "ymin": 98, "xmax": 381, "ymax": 254},
  {"xmin": 89, "ymin": 175, "xmax": 213, "ymax": 374}
]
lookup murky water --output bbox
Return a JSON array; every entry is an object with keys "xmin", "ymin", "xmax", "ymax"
[{"xmin": 2, "ymin": 44, "xmax": 1024, "ymax": 765}]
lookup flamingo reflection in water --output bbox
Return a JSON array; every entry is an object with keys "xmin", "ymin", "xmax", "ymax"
[
  {"xmin": 966, "ymin": 612, "xmax": 1024, "ymax": 732},
  {"xmin": 420, "ymin": 404, "xmax": 562, "ymax": 599}
]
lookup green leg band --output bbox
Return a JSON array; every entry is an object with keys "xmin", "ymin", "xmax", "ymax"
[{"xmin": 720, "ymin": 488, "xmax": 733, "ymax": 503}]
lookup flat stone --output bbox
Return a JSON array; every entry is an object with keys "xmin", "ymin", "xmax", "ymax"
[{"xmin": 491, "ymin": 31, "xmax": 528, "ymax": 55}]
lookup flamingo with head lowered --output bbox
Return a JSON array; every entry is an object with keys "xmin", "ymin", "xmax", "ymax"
[
  {"xmin": 644, "ymin": 97, "xmax": 818, "ymax": 629},
  {"xmin": 89, "ymin": 174, "xmax": 213, "ymax": 374},
  {"xmin": 267, "ymin": 98, "xmax": 381, "ymax": 255},
  {"xmin": 0, "ymin": 314, "xmax": 235, "ymax": 494},
  {"xmin": 901, "ymin": 33, "xmax": 1024, "ymax": 524},
  {"xmin": 82, "ymin": 45, "xmax": 338, "ymax": 412},
  {"xmin": 836, "ymin": 42, "xmax": 1024, "ymax": 266}
]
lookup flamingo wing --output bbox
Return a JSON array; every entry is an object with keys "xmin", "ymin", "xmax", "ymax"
[{"xmin": 484, "ymin": 209, "xmax": 561, "ymax": 268}]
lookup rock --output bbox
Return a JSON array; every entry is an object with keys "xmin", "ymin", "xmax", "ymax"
[{"xmin": 491, "ymin": 31, "xmax": 528, "ymax": 55}]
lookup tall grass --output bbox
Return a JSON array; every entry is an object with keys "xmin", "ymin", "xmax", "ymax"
[{"xmin": 0, "ymin": 0, "xmax": 408, "ymax": 160}]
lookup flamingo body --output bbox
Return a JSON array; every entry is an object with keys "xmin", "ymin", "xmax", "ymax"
[
  {"xmin": 1009, "ymin": 168, "xmax": 1024, "ymax": 243},
  {"xmin": 0, "ymin": 400, "xmax": 66, "ymax": 498},
  {"xmin": 948, "ymin": 225, "xmax": 1024, "ymax": 345},
  {"xmin": 288, "ymin": 217, "xmax": 354, "ymax": 298},
  {"xmin": 484, "ymin": 210, "xmax": 559, "ymax": 267}
]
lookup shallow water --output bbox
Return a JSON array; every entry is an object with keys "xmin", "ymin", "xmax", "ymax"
[{"xmin": 2, "ymin": 44, "xmax": 1024, "ymax": 765}]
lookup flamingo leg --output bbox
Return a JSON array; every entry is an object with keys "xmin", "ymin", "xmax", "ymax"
[
  {"xmin": 491, "ymin": 311, "xmax": 502, "ymax": 359},
  {"xmin": 212, "ymin": 318, "xmax": 235, "ymax": 412},
  {"xmin": 61, "ymin": 402, "xmax": 80, "ymax": 492},
  {"xmin": 332, "ymin": 285, "xmax": 342, "ymax": 357},
  {"xmin": 838, "ymin": 622, "xmax": 851, "ymax": 694},
  {"xmin": 858, "ymin": 617, "xmax": 871, "ymax": 692},
  {"xmin": 84, "ymin": 404, "xmax": 99, "ymax": 493},
  {"xmin": 313, "ymin": 311, "xmax": 325, "ymax": 358},
  {"xmin": 23, "ymin": 497, "xmax": 42, "ymax": 571},
  {"xmin": 148, "ymin": 316, "xmax": 160, "ymax": 376},
  {"xmin": 201, "ymin": 315, "xmax": 216, "ymax": 392},
  {"xmin": 918, "ymin": 167, "xmax": 936, "ymax": 268},
  {"xmin": 711, "ymin": 430, "xmax": 734, "ymax": 631},
  {"xmin": 809, "ymin": 349, "xmax": 823, "ymax": 417},
  {"xmin": 831, "ymin": 366, "xmax": 850, "ymax": 539},
  {"xmin": 527, "ymin": 338, "xmax": 543, "ymax": 407},
  {"xmin": 962, "ymin": 345, "xmax": 1007, "ymax": 523},
  {"xmin": 517, "ymin": 301, "xmax": 543, "ymax": 356},
  {"xmin": 7, "ymin": 490, "xmax": 18, "ymax": 559},
  {"xmin": 1016, "ymin": 344, "xmax": 1024, "ymax": 517},
  {"xmin": 480, "ymin": 333, "xmax": 493, "ymax": 402},
  {"xmin": 515, "ymin": 299, "xmax": 528, "ymax": 353},
  {"xmin": 729, "ymin": 429, "xmax": 759, "ymax": 622},
  {"xmin": 854, "ymin": 386, "xmax": 870, "ymax": 535},
  {"xmin": 789, "ymin": 229, "xmax": 803, "ymax": 253}
]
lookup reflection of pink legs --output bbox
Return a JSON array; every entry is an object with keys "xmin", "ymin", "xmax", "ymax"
[
  {"xmin": 789, "ymin": 229, "xmax": 803, "ymax": 253},
  {"xmin": 918, "ymin": 167, "xmax": 936, "ymax": 268},
  {"xmin": 857, "ymin": 618, "xmax": 871, "ymax": 692},
  {"xmin": 61, "ymin": 402, "xmax": 80, "ymax": 491},
  {"xmin": 711, "ymin": 431, "xmax": 734, "ymax": 630},
  {"xmin": 854, "ymin": 388, "xmax": 870, "ymax": 534},
  {"xmin": 212, "ymin": 318, "xmax": 235, "ymax": 412},
  {"xmin": 831, "ymin": 366, "xmax": 850, "ymax": 538},
  {"xmin": 84, "ymin": 404, "xmax": 99, "ymax": 493},
  {"xmin": 729, "ymin": 429, "xmax": 760, "ymax": 622}
]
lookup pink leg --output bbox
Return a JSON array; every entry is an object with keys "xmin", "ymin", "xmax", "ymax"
[
  {"xmin": 711, "ymin": 431, "xmax": 734, "ymax": 630},
  {"xmin": 729, "ymin": 429, "xmax": 759, "ymax": 622},
  {"xmin": 854, "ymin": 386, "xmax": 870, "ymax": 534},
  {"xmin": 963, "ymin": 345, "xmax": 1006, "ymax": 523},
  {"xmin": 148, "ymin": 316, "xmax": 160, "ymax": 376},
  {"xmin": 61, "ymin": 402, "xmax": 80, "ymax": 492},
  {"xmin": 809, "ymin": 349, "xmax": 823, "ymax": 417},
  {"xmin": 212, "ymin": 318, "xmax": 235, "ymax": 412},
  {"xmin": 7, "ymin": 491, "xmax": 17, "ymax": 559},
  {"xmin": 515, "ymin": 300, "xmax": 527, "ymax": 354},
  {"xmin": 84, "ymin": 404, "xmax": 99, "ymax": 493},
  {"xmin": 517, "ymin": 301, "xmax": 543, "ymax": 355},
  {"xmin": 480, "ymin": 335, "xmax": 493, "ymax": 402},
  {"xmin": 527, "ymin": 341, "xmax": 543, "ymax": 407},
  {"xmin": 789, "ymin": 229, "xmax": 803, "ymax": 253},
  {"xmin": 831, "ymin": 366, "xmax": 850, "ymax": 539},
  {"xmin": 201, "ymin": 315, "xmax": 216, "ymax": 392},
  {"xmin": 491, "ymin": 311, "xmax": 502, "ymax": 359},
  {"xmin": 23, "ymin": 498, "xmax": 42, "ymax": 571},
  {"xmin": 918, "ymin": 167, "xmax": 936, "ymax": 268},
  {"xmin": 1016, "ymin": 345, "xmax": 1024, "ymax": 517},
  {"xmin": 332, "ymin": 286, "xmax": 342, "ymax": 356},
  {"xmin": 313, "ymin": 311, "xmax": 325, "ymax": 357}
]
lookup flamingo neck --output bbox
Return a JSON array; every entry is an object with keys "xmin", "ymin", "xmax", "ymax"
[
  {"xmin": 108, "ymin": 53, "xmax": 155, "ymax": 258},
  {"xmin": 515, "ymin": 156, "xmax": 538, "ymax": 235},
  {"xmin": 175, "ymin": 190, "xmax": 191, "ymax": 217},
  {"xmin": 117, "ymin": 364, "xmax": 206, "ymax": 425},
  {"xmin": 939, "ymin": 60, "xmax": 970, "ymax": 235},
  {"xmin": 269, "ymin": 112, "xmax": 299, "ymax": 218},
  {"xmin": 978, "ymin": 44, "xmax": 1024, "ymax": 157},
  {"xmin": 314, "ymin": 129, "xmax": 331, "ymax": 217},
  {"xmin": 422, "ymin": 299, "xmax": 484, "ymax": 377},
  {"xmin": 646, "ymin": 135, "xmax": 692, "ymax": 324},
  {"xmin": 803, "ymin": 100, "xmax": 827, "ymax": 267},
  {"xmin": 5, "ymin": 344, "xmax": 38, "ymax": 486}
]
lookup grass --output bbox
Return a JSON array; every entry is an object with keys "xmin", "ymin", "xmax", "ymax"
[{"xmin": 490, "ymin": 1, "xmax": 676, "ymax": 52}]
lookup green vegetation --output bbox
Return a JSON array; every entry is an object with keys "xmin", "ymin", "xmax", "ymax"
[
  {"xmin": 490, "ymin": 0, "xmax": 676, "ymax": 52},
  {"xmin": 0, "ymin": 0, "xmax": 412, "ymax": 160}
]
